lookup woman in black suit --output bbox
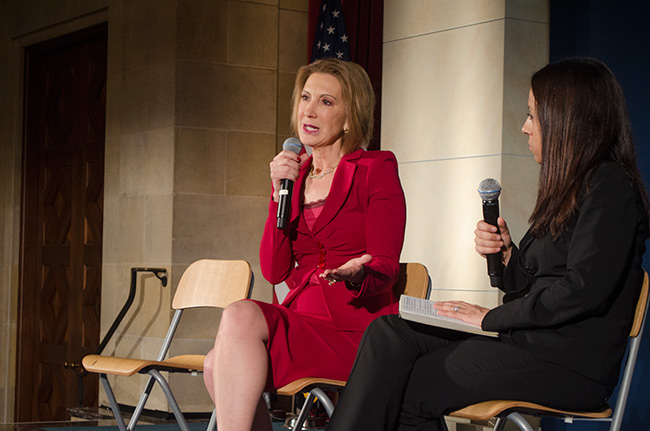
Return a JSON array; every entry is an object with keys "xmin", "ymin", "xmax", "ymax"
[{"xmin": 325, "ymin": 58, "xmax": 650, "ymax": 431}]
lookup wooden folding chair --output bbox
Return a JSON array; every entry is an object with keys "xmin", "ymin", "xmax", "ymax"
[
  {"xmin": 82, "ymin": 259, "xmax": 254, "ymax": 431},
  {"xmin": 277, "ymin": 262, "xmax": 431, "ymax": 431},
  {"xmin": 448, "ymin": 270, "xmax": 649, "ymax": 431}
]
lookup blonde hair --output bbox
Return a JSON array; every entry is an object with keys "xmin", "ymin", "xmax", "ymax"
[{"xmin": 291, "ymin": 58, "xmax": 375, "ymax": 153}]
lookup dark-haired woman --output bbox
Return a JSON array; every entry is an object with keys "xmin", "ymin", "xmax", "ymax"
[{"xmin": 325, "ymin": 57, "xmax": 650, "ymax": 431}]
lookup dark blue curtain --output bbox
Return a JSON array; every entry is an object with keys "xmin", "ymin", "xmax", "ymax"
[{"xmin": 545, "ymin": 1, "xmax": 650, "ymax": 429}]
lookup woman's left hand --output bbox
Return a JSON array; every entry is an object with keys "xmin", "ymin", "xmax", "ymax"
[
  {"xmin": 433, "ymin": 301, "xmax": 490, "ymax": 328},
  {"xmin": 320, "ymin": 254, "xmax": 372, "ymax": 288}
]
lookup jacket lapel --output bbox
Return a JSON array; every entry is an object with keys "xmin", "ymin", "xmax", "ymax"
[
  {"xmin": 310, "ymin": 149, "xmax": 362, "ymax": 235},
  {"xmin": 518, "ymin": 228, "xmax": 535, "ymax": 254}
]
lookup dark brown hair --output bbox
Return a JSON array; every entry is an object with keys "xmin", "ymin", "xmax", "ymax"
[
  {"xmin": 529, "ymin": 57, "xmax": 650, "ymax": 238},
  {"xmin": 291, "ymin": 58, "xmax": 375, "ymax": 154}
]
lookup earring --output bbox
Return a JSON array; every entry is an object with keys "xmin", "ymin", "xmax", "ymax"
[{"xmin": 343, "ymin": 128, "xmax": 349, "ymax": 134}]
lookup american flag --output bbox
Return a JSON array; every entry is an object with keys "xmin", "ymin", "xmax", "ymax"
[{"xmin": 310, "ymin": 0, "xmax": 351, "ymax": 62}]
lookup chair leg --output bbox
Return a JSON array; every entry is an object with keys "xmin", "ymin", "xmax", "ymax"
[
  {"xmin": 493, "ymin": 417, "xmax": 508, "ymax": 431},
  {"xmin": 206, "ymin": 408, "xmax": 216, "ymax": 431},
  {"xmin": 290, "ymin": 392, "xmax": 317, "ymax": 431},
  {"xmin": 148, "ymin": 369, "xmax": 191, "ymax": 431},
  {"xmin": 99, "ymin": 374, "xmax": 128, "ymax": 431},
  {"xmin": 309, "ymin": 388, "xmax": 335, "ymax": 417},
  {"xmin": 127, "ymin": 375, "xmax": 157, "ymax": 431},
  {"xmin": 505, "ymin": 412, "xmax": 535, "ymax": 431}
]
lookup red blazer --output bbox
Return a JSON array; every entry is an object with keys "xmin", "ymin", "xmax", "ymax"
[{"xmin": 260, "ymin": 149, "xmax": 407, "ymax": 331}]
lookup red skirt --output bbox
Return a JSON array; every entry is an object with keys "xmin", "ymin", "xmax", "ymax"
[{"xmin": 249, "ymin": 299, "xmax": 364, "ymax": 391}]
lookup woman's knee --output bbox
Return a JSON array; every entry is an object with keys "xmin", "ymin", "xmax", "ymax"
[
  {"xmin": 219, "ymin": 300, "xmax": 268, "ymax": 340},
  {"xmin": 203, "ymin": 349, "xmax": 215, "ymax": 398},
  {"xmin": 364, "ymin": 314, "xmax": 401, "ymax": 340},
  {"xmin": 357, "ymin": 315, "xmax": 400, "ymax": 356},
  {"xmin": 203, "ymin": 349, "xmax": 215, "ymax": 374},
  {"xmin": 366, "ymin": 314, "xmax": 393, "ymax": 333}
]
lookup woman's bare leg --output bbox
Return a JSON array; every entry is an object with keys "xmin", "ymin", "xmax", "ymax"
[
  {"xmin": 212, "ymin": 300, "xmax": 272, "ymax": 431},
  {"xmin": 202, "ymin": 349, "xmax": 215, "ymax": 402}
]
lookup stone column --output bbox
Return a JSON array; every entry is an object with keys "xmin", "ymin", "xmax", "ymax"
[{"xmin": 382, "ymin": 0, "xmax": 548, "ymax": 309}]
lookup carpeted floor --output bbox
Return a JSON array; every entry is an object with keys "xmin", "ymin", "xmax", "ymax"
[
  {"xmin": 40, "ymin": 419, "xmax": 322, "ymax": 431},
  {"xmin": 42, "ymin": 424, "xmax": 209, "ymax": 431}
]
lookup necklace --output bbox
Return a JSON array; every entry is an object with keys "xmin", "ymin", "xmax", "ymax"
[{"xmin": 309, "ymin": 165, "xmax": 338, "ymax": 179}]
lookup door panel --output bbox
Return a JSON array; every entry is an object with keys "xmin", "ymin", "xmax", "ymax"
[{"xmin": 17, "ymin": 24, "xmax": 106, "ymax": 422}]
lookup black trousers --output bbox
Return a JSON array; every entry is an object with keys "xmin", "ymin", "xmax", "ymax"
[{"xmin": 325, "ymin": 315, "xmax": 611, "ymax": 431}]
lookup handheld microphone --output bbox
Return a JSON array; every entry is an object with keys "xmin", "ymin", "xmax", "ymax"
[
  {"xmin": 478, "ymin": 178, "xmax": 503, "ymax": 288},
  {"xmin": 276, "ymin": 137, "xmax": 303, "ymax": 229}
]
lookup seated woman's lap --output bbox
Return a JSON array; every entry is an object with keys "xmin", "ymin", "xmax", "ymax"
[
  {"xmin": 330, "ymin": 315, "xmax": 610, "ymax": 430},
  {"xmin": 249, "ymin": 299, "xmax": 364, "ymax": 391},
  {"xmin": 400, "ymin": 332, "xmax": 611, "ymax": 424}
]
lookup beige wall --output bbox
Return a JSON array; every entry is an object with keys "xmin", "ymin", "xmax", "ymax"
[
  {"xmin": 384, "ymin": 0, "xmax": 548, "ymax": 308},
  {"xmin": 102, "ymin": 0, "xmax": 308, "ymax": 413},
  {"xmin": 0, "ymin": 0, "xmax": 307, "ymax": 420},
  {"xmin": 0, "ymin": 0, "xmax": 549, "ymax": 423}
]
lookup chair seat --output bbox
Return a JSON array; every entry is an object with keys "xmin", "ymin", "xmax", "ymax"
[
  {"xmin": 449, "ymin": 400, "xmax": 612, "ymax": 422},
  {"xmin": 164, "ymin": 354, "xmax": 206, "ymax": 368},
  {"xmin": 276, "ymin": 377, "xmax": 346, "ymax": 396},
  {"xmin": 82, "ymin": 354, "xmax": 205, "ymax": 376}
]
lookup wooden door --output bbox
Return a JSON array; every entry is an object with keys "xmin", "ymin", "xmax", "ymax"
[{"xmin": 16, "ymin": 24, "xmax": 107, "ymax": 422}]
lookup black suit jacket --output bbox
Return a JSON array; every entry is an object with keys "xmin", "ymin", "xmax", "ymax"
[{"xmin": 482, "ymin": 162, "xmax": 648, "ymax": 387}]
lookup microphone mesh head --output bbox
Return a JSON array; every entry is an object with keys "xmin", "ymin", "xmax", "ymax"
[
  {"xmin": 283, "ymin": 137, "xmax": 303, "ymax": 155},
  {"xmin": 478, "ymin": 178, "xmax": 501, "ymax": 201}
]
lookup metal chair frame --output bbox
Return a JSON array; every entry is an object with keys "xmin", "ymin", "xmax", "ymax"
[
  {"xmin": 448, "ymin": 270, "xmax": 650, "ymax": 431},
  {"xmin": 83, "ymin": 259, "xmax": 254, "ymax": 431}
]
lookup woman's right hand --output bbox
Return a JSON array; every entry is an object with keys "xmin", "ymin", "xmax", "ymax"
[
  {"xmin": 269, "ymin": 150, "xmax": 308, "ymax": 202},
  {"xmin": 474, "ymin": 217, "xmax": 513, "ymax": 266}
]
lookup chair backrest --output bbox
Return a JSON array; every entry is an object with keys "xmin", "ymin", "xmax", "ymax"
[
  {"xmin": 609, "ymin": 270, "xmax": 649, "ymax": 431},
  {"xmin": 629, "ymin": 271, "xmax": 649, "ymax": 338},
  {"xmin": 172, "ymin": 259, "xmax": 253, "ymax": 310},
  {"xmin": 394, "ymin": 262, "xmax": 430, "ymax": 300}
]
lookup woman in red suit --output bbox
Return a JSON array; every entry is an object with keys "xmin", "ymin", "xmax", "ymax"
[{"xmin": 203, "ymin": 58, "xmax": 406, "ymax": 431}]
